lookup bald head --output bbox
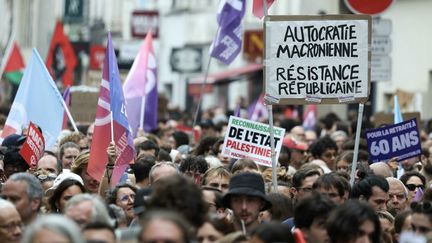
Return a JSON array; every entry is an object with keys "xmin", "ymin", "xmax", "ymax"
[{"xmin": 370, "ymin": 162, "xmax": 393, "ymax": 178}]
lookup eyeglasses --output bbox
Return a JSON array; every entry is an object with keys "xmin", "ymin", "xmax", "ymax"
[
  {"xmin": 405, "ymin": 184, "xmax": 425, "ymax": 191},
  {"xmin": 0, "ymin": 222, "xmax": 24, "ymax": 231},
  {"xmin": 118, "ymin": 194, "xmax": 135, "ymax": 203},
  {"xmin": 36, "ymin": 173, "xmax": 57, "ymax": 182}
]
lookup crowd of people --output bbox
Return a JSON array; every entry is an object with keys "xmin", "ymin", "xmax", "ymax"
[{"xmin": 1, "ymin": 109, "xmax": 432, "ymax": 243}]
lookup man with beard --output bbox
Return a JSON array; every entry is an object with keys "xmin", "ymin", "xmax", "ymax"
[{"xmin": 222, "ymin": 172, "xmax": 272, "ymax": 235}]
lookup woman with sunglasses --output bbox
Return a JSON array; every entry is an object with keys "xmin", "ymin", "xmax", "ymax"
[{"xmin": 400, "ymin": 171, "xmax": 426, "ymax": 203}]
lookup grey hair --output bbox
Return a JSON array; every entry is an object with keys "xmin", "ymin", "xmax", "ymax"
[
  {"xmin": 65, "ymin": 193, "xmax": 113, "ymax": 226},
  {"xmin": 8, "ymin": 172, "xmax": 43, "ymax": 200},
  {"xmin": 21, "ymin": 214, "xmax": 84, "ymax": 243},
  {"xmin": 330, "ymin": 130, "xmax": 348, "ymax": 140},
  {"xmin": 386, "ymin": 177, "xmax": 409, "ymax": 197},
  {"xmin": 149, "ymin": 161, "xmax": 178, "ymax": 184}
]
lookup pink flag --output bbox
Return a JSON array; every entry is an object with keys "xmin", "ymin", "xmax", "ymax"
[
  {"xmin": 302, "ymin": 105, "xmax": 317, "ymax": 130},
  {"xmin": 252, "ymin": 0, "xmax": 275, "ymax": 19},
  {"xmin": 123, "ymin": 31, "xmax": 158, "ymax": 136},
  {"xmin": 248, "ymin": 94, "xmax": 268, "ymax": 122},
  {"xmin": 87, "ymin": 33, "xmax": 135, "ymax": 185}
]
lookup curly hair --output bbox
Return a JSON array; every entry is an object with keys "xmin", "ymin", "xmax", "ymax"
[{"xmin": 146, "ymin": 174, "xmax": 208, "ymax": 228}]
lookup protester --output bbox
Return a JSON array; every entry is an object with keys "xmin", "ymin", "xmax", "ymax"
[
  {"xmin": 21, "ymin": 214, "xmax": 83, "ymax": 243},
  {"xmin": 148, "ymin": 161, "xmax": 178, "ymax": 185},
  {"xmin": 386, "ymin": 177, "xmax": 409, "ymax": 215},
  {"xmin": 309, "ymin": 136, "xmax": 338, "ymax": 170},
  {"xmin": 249, "ymin": 222, "xmax": 295, "ymax": 243},
  {"xmin": 400, "ymin": 171, "xmax": 426, "ymax": 203},
  {"xmin": 294, "ymin": 192, "xmax": 336, "ymax": 243},
  {"xmin": 37, "ymin": 154, "xmax": 61, "ymax": 175},
  {"xmin": 259, "ymin": 192, "xmax": 293, "ymax": 222},
  {"xmin": 131, "ymin": 154, "xmax": 156, "ymax": 189},
  {"xmin": 146, "ymin": 174, "xmax": 208, "ymax": 229},
  {"xmin": 312, "ymin": 173, "xmax": 347, "ymax": 204},
  {"xmin": 139, "ymin": 210, "xmax": 192, "ymax": 243},
  {"xmin": 0, "ymin": 198, "xmax": 22, "ymax": 243},
  {"xmin": 59, "ymin": 142, "xmax": 80, "ymax": 170},
  {"xmin": 327, "ymin": 200, "xmax": 381, "ymax": 243},
  {"xmin": 107, "ymin": 183, "xmax": 136, "ymax": 226},
  {"xmin": 289, "ymin": 167, "xmax": 321, "ymax": 205},
  {"xmin": 222, "ymin": 172, "xmax": 271, "ymax": 234},
  {"xmin": 351, "ymin": 174, "xmax": 390, "ymax": 211},
  {"xmin": 196, "ymin": 216, "xmax": 234, "ymax": 243},
  {"xmin": 64, "ymin": 193, "xmax": 112, "ymax": 227},
  {"xmin": 47, "ymin": 173, "xmax": 85, "ymax": 213},
  {"xmin": 2, "ymin": 172, "xmax": 43, "ymax": 225},
  {"xmin": 231, "ymin": 158, "xmax": 261, "ymax": 175},
  {"xmin": 410, "ymin": 201, "xmax": 432, "ymax": 236},
  {"xmin": 201, "ymin": 166, "xmax": 231, "ymax": 194},
  {"xmin": 83, "ymin": 221, "xmax": 116, "ymax": 243},
  {"xmin": 70, "ymin": 150, "xmax": 100, "ymax": 194}
]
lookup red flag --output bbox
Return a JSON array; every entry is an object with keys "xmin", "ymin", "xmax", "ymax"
[
  {"xmin": 3, "ymin": 42, "xmax": 25, "ymax": 85},
  {"xmin": 252, "ymin": 0, "xmax": 275, "ymax": 19},
  {"xmin": 87, "ymin": 33, "xmax": 135, "ymax": 185},
  {"xmin": 46, "ymin": 20, "xmax": 77, "ymax": 87}
]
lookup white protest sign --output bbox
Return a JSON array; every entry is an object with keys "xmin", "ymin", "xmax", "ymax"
[
  {"xmin": 264, "ymin": 15, "xmax": 371, "ymax": 104},
  {"xmin": 222, "ymin": 116, "xmax": 285, "ymax": 167}
]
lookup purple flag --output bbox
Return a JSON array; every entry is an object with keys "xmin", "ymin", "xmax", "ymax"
[
  {"xmin": 123, "ymin": 31, "xmax": 158, "ymax": 136},
  {"xmin": 210, "ymin": 0, "xmax": 246, "ymax": 65}
]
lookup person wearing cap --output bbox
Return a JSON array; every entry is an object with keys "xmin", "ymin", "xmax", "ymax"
[
  {"xmin": 222, "ymin": 172, "xmax": 271, "ymax": 234},
  {"xmin": 283, "ymin": 135, "xmax": 308, "ymax": 170},
  {"xmin": 1, "ymin": 134, "xmax": 29, "ymax": 179},
  {"xmin": 46, "ymin": 172, "xmax": 85, "ymax": 213}
]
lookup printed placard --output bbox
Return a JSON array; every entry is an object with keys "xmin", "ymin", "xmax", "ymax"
[
  {"xmin": 264, "ymin": 15, "xmax": 371, "ymax": 104},
  {"xmin": 19, "ymin": 122, "xmax": 45, "ymax": 167},
  {"xmin": 366, "ymin": 118, "xmax": 421, "ymax": 163},
  {"xmin": 222, "ymin": 116, "xmax": 285, "ymax": 167}
]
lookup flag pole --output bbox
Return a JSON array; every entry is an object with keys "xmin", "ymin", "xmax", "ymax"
[
  {"xmin": 191, "ymin": 37, "xmax": 216, "ymax": 148},
  {"xmin": 0, "ymin": 33, "xmax": 15, "ymax": 79},
  {"xmin": 110, "ymin": 111, "xmax": 115, "ymax": 144},
  {"xmin": 349, "ymin": 103, "xmax": 364, "ymax": 187},
  {"xmin": 261, "ymin": 0, "xmax": 278, "ymax": 192},
  {"xmin": 139, "ymin": 96, "xmax": 146, "ymax": 130},
  {"xmin": 58, "ymin": 92, "xmax": 78, "ymax": 132}
]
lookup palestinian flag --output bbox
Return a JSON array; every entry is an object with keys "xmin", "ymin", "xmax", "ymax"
[{"xmin": 3, "ymin": 42, "xmax": 25, "ymax": 86}]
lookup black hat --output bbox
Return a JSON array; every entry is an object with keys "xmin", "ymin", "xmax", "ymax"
[
  {"xmin": 222, "ymin": 172, "xmax": 272, "ymax": 211},
  {"xmin": 199, "ymin": 119, "xmax": 214, "ymax": 128},
  {"xmin": 1, "ymin": 134, "xmax": 26, "ymax": 147}
]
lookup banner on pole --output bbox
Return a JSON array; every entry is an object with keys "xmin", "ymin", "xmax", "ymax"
[
  {"xmin": 222, "ymin": 116, "xmax": 285, "ymax": 167},
  {"xmin": 366, "ymin": 118, "xmax": 421, "ymax": 163},
  {"xmin": 264, "ymin": 15, "xmax": 371, "ymax": 104},
  {"xmin": 19, "ymin": 122, "xmax": 45, "ymax": 167}
]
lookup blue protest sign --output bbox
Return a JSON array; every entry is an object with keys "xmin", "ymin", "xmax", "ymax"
[{"xmin": 366, "ymin": 118, "xmax": 421, "ymax": 163}]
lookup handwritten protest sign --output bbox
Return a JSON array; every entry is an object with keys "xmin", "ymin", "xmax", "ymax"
[
  {"xmin": 366, "ymin": 118, "xmax": 421, "ymax": 163},
  {"xmin": 19, "ymin": 122, "xmax": 45, "ymax": 167},
  {"xmin": 222, "ymin": 116, "xmax": 285, "ymax": 167},
  {"xmin": 264, "ymin": 15, "xmax": 371, "ymax": 104}
]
